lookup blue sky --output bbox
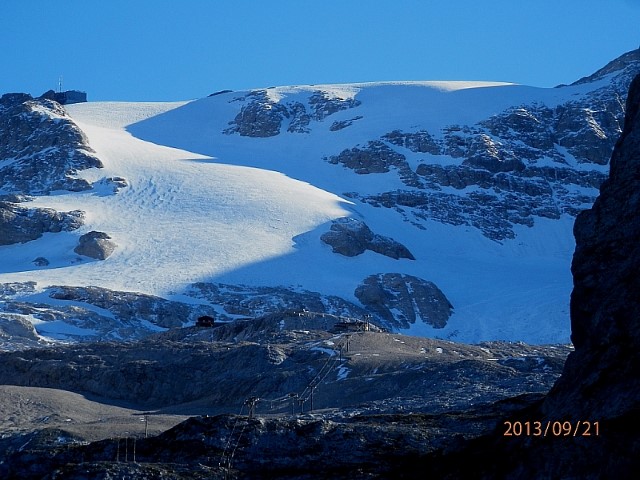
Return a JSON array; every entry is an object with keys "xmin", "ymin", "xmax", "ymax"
[{"xmin": 1, "ymin": 0, "xmax": 639, "ymax": 101}]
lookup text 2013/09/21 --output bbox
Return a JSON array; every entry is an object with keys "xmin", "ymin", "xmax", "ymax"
[{"xmin": 503, "ymin": 420, "xmax": 600, "ymax": 437}]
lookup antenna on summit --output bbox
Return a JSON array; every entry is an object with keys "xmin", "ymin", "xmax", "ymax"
[{"xmin": 58, "ymin": 75, "xmax": 63, "ymax": 93}]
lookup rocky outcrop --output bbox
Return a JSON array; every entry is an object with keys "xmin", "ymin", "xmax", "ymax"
[
  {"xmin": 0, "ymin": 93, "xmax": 102, "ymax": 195},
  {"xmin": 47, "ymin": 285, "xmax": 215, "ymax": 330},
  {"xmin": 73, "ymin": 231, "xmax": 117, "ymax": 260},
  {"xmin": 0, "ymin": 315, "xmax": 39, "ymax": 341},
  {"xmin": 0, "ymin": 201, "xmax": 84, "ymax": 245},
  {"xmin": 0, "ymin": 93, "xmax": 103, "ymax": 247},
  {"xmin": 224, "ymin": 89, "xmax": 361, "ymax": 137},
  {"xmin": 326, "ymin": 140, "xmax": 408, "ymax": 174},
  {"xmin": 383, "ymin": 129, "xmax": 442, "ymax": 155},
  {"xmin": 186, "ymin": 282, "xmax": 371, "ymax": 322},
  {"xmin": 0, "ymin": 284, "xmax": 218, "ymax": 348},
  {"xmin": 330, "ymin": 115, "xmax": 363, "ymax": 131},
  {"xmin": 224, "ymin": 90, "xmax": 289, "ymax": 137},
  {"xmin": 327, "ymin": 51, "xmax": 640, "ymax": 241},
  {"xmin": 571, "ymin": 48, "xmax": 640, "ymax": 86},
  {"xmin": 320, "ymin": 217, "xmax": 414, "ymax": 259},
  {"xmin": 355, "ymin": 274, "xmax": 453, "ymax": 329},
  {"xmin": 0, "ymin": 319, "xmax": 568, "ymax": 412}
]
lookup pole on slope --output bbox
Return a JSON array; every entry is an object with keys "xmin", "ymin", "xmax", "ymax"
[{"xmin": 245, "ymin": 396, "xmax": 259, "ymax": 419}]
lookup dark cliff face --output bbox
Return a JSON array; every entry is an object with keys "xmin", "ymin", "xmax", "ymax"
[
  {"xmin": 542, "ymin": 75, "xmax": 640, "ymax": 421},
  {"xmin": 571, "ymin": 73, "xmax": 640, "ymax": 351},
  {"xmin": 418, "ymin": 75, "xmax": 640, "ymax": 480}
]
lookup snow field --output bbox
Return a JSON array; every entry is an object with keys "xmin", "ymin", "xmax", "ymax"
[{"xmin": 1, "ymin": 80, "xmax": 592, "ymax": 343}]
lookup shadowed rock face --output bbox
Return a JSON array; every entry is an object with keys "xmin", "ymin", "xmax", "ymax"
[
  {"xmin": 320, "ymin": 217, "xmax": 415, "ymax": 260},
  {"xmin": 0, "ymin": 201, "xmax": 84, "ymax": 245},
  {"xmin": 542, "ymin": 74, "xmax": 640, "ymax": 421},
  {"xmin": 355, "ymin": 273, "xmax": 453, "ymax": 329}
]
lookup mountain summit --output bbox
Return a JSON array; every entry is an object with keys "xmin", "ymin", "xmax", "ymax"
[{"xmin": 1, "ymin": 49, "xmax": 639, "ymax": 348}]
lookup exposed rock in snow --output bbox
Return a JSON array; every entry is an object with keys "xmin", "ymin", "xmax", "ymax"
[
  {"xmin": 32, "ymin": 257, "xmax": 50, "ymax": 267},
  {"xmin": 354, "ymin": 273, "xmax": 453, "ymax": 329},
  {"xmin": 73, "ymin": 231, "xmax": 117, "ymax": 260},
  {"xmin": 0, "ymin": 314, "xmax": 39, "ymax": 341},
  {"xmin": 0, "ymin": 93, "xmax": 102, "ymax": 194},
  {"xmin": 186, "ymin": 282, "xmax": 370, "ymax": 322},
  {"xmin": 47, "ymin": 285, "xmax": 214, "ymax": 330},
  {"xmin": 0, "ymin": 201, "xmax": 84, "ymax": 245},
  {"xmin": 320, "ymin": 217, "xmax": 414, "ymax": 259},
  {"xmin": 327, "ymin": 140, "xmax": 409, "ymax": 175},
  {"xmin": 224, "ymin": 89, "xmax": 361, "ymax": 137}
]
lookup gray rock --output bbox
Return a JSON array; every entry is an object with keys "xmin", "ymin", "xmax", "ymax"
[
  {"xmin": 571, "ymin": 47, "xmax": 640, "ymax": 86},
  {"xmin": 224, "ymin": 90, "xmax": 289, "ymax": 137},
  {"xmin": 356, "ymin": 189, "xmax": 547, "ymax": 241},
  {"xmin": 94, "ymin": 176, "xmax": 128, "ymax": 193},
  {"xmin": 0, "ymin": 201, "xmax": 84, "ymax": 245},
  {"xmin": 330, "ymin": 115, "xmax": 363, "ymax": 131},
  {"xmin": 73, "ymin": 231, "xmax": 117, "ymax": 260},
  {"xmin": 286, "ymin": 101, "xmax": 312, "ymax": 133},
  {"xmin": 308, "ymin": 91, "xmax": 361, "ymax": 119},
  {"xmin": 0, "ymin": 284, "xmax": 218, "ymax": 346},
  {"xmin": 224, "ymin": 89, "xmax": 361, "ymax": 137},
  {"xmin": 32, "ymin": 257, "xmax": 49, "ymax": 267},
  {"xmin": 325, "ymin": 51, "xmax": 638, "ymax": 241},
  {"xmin": 0, "ymin": 95, "xmax": 102, "ymax": 195},
  {"xmin": 382, "ymin": 129, "xmax": 441, "ymax": 154},
  {"xmin": 0, "ymin": 282, "xmax": 37, "ymax": 297},
  {"xmin": 354, "ymin": 273, "xmax": 453, "ymax": 329},
  {"xmin": 187, "ymin": 282, "xmax": 370, "ymax": 322},
  {"xmin": 48, "ymin": 285, "xmax": 216, "ymax": 330},
  {"xmin": 326, "ymin": 140, "xmax": 408, "ymax": 174},
  {"xmin": 320, "ymin": 217, "xmax": 414, "ymax": 260},
  {"xmin": 0, "ymin": 314, "xmax": 39, "ymax": 341}
]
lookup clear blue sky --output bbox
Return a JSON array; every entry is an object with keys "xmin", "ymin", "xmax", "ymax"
[{"xmin": 1, "ymin": 0, "xmax": 639, "ymax": 101}]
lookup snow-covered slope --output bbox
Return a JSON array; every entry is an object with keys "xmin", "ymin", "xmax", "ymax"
[{"xmin": 1, "ymin": 50, "xmax": 638, "ymax": 346}]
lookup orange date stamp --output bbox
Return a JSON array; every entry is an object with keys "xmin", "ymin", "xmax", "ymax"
[{"xmin": 503, "ymin": 420, "xmax": 600, "ymax": 437}]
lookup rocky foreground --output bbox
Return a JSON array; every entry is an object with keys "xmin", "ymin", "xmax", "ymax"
[{"xmin": 0, "ymin": 315, "xmax": 570, "ymax": 479}]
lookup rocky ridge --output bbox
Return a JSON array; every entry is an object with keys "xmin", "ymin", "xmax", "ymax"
[
  {"xmin": 0, "ymin": 283, "xmax": 217, "ymax": 350},
  {"xmin": 543, "ymin": 73, "xmax": 640, "ymax": 422},
  {"xmin": 0, "ymin": 200, "xmax": 84, "ymax": 245},
  {"xmin": 320, "ymin": 217, "xmax": 415, "ymax": 259},
  {"xmin": 0, "ymin": 311, "xmax": 572, "ymax": 478},
  {"xmin": 224, "ymin": 89, "xmax": 361, "ymax": 137},
  {"xmin": 0, "ymin": 93, "xmax": 101, "ymax": 195},
  {"xmin": 0, "ymin": 92, "xmax": 105, "ymax": 248},
  {"xmin": 0, "ymin": 278, "xmax": 455, "ymax": 349},
  {"xmin": 325, "ymin": 55, "xmax": 639, "ymax": 241}
]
